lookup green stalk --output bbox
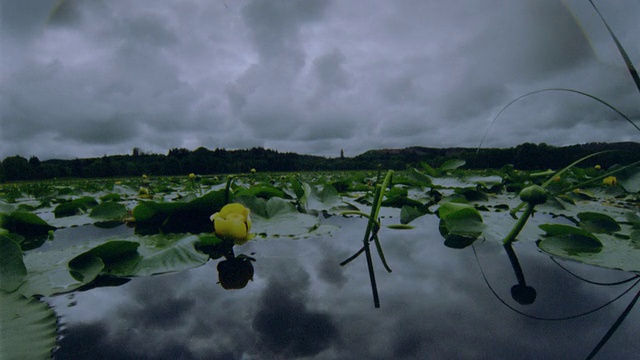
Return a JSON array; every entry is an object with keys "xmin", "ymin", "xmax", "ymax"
[
  {"xmin": 224, "ymin": 176, "xmax": 234, "ymax": 205},
  {"xmin": 339, "ymin": 170, "xmax": 394, "ymax": 308},
  {"xmin": 504, "ymin": 204, "xmax": 535, "ymax": 245},
  {"xmin": 588, "ymin": 0, "xmax": 640, "ymax": 94}
]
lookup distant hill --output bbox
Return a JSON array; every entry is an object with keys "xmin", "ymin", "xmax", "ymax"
[
  {"xmin": 355, "ymin": 142, "xmax": 640, "ymax": 170},
  {"xmin": 1, "ymin": 142, "xmax": 638, "ymax": 182}
]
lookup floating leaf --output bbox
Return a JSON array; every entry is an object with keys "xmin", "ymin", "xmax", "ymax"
[
  {"xmin": 626, "ymin": 212, "xmax": 640, "ymax": 229},
  {"xmin": 237, "ymin": 196, "xmax": 320, "ymax": 237},
  {"xmin": 68, "ymin": 254, "xmax": 104, "ymax": 283},
  {"xmin": 400, "ymin": 205, "xmax": 427, "ymax": 225},
  {"xmin": 90, "ymin": 202, "xmax": 128, "ymax": 220},
  {"xmin": 437, "ymin": 202, "xmax": 486, "ymax": 238},
  {"xmin": 437, "ymin": 202, "xmax": 485, "ymax": 248},
  {"xmin": 538, "ymin": 224, "xmax": 603, "ymax": 256},
  {"xmin": 0, "ymin": 236, "xmax": 27, "ymax": 292},
  {"xmin": 235, "ymin": 186, "xmax": 285, "ymax": 199},
  {"xmin": 578, "ymin": 212, "xmax": 621, "ymax": 234},
  {"xmin": 69, "ymin": 241, "xmax": 141, "ymax": 277},
  {"xmin": 132, "ymin": 190, "xmax": 225, "ymax": 234},
  {"xmin": 0, "ymin": 211, "xmax": 56, "ymax": 242},
  {"xmin": 0, "ymin": 291, "xmax": 57, "ymax": 360},
  {"xmin": 132, "ymin": 235, "xmax": 209, "ymax": 276},
  {"xmin": 440, "ymin": 159, "xmax": 466, "ymax": 171},
  {"xmin": 386, "ymin": 224, "xmax": 415, "ymax": 230},
  {"xmin": 54, "ymin": 196, "xmax": 98, "ymax": 218},
  {"xmin": 407, "ymin": 168, "xmax": 432, "ymax": 186}
]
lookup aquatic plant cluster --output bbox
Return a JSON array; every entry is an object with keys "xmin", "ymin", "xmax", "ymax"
[
  {"xmin": 1, "ymin": 1, "xmax": 639, "ymax": 358},
  {"xmin": 0, "ymin": 159, "xmax": 639, "ymax": 357}
]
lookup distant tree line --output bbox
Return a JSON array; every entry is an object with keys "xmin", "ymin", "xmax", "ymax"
[{"xmin": 0, "ymin": 142, "xmax": 638, "ymax": 182}]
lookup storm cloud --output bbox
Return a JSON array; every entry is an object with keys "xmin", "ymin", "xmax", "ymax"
[{"xmin": 1, "ymin": 0, "xmax": 638, "ymax": 160}]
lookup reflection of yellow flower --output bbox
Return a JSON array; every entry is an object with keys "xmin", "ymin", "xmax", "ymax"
[
  {"xmin": 210, "ymin": 203, "xmax": 252, "ymax": 245},
  {"xmin": 594, "ymin": 165, "xmax": 601, "ymax": 170},
  {"xmin": 603, "ymin": 176, "xmax": 617, "ymax": 186}
]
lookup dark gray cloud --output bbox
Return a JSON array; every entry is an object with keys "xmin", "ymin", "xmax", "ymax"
[{"xmin": 1, "ymin": 0, "xmax": 639, "ymax": 160}]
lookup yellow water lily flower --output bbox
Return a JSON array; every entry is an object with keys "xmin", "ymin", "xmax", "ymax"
[
  {"xmin": 189, "ymin": 173, "xmax": 196, "ymax": 179},
  {"xmin": 594, "ymin": 165, "xmax": 601, "ymax": 170},
  {"xmin": 210, "ymin": 203, "xmax": 252, "ymax": 245},
  {"xmin": 602, "ymin": 176, "xmax": 617, "ymax": 186}
]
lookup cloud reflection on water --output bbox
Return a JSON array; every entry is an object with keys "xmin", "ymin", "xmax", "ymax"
[{"xmin": 51, "ymin": 216, "xmax": 640, "ymax": 359}]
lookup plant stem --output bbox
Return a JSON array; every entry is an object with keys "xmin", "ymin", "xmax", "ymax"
[
  {"xmin": 503, "ymin": 204, "xmax": 535, "ymax": 245},
  {"xmin": 224, "ymin": 176, "xmax": 234, "ymax": 205}
]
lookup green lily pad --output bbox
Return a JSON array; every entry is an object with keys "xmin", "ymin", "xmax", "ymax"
[
  {"xmin": 406, "ymin": 168, "xmax": 432, "ymax": 186},
  {"xmin": 0, "ymin": 291, "xmax": 57, "ymax": 360},
  {"xmin": 69, "ymin": 241, "xmax": 141, "ymax": 277},
  {"xmin": 235, "ymin": 185, "xmax": 286, "ymax": 199},
  {"xmin": 440, "ymin": 159, "xmax": 466, "ymax": 171},
  {"xmin": 0, "ymin": 211, "xmax": 56, "ymax": 242},
  {"xmin": 54, "ymin": 196, "xmax": 98, "ymax": 218},
  {"xmin": 437, "ymin": 202, "xmax": 486, "ymax": 238},
  {"xmin": 131, "ymin": 235, "xmax": 209, "ymax": 276},
  {"xmin": 237, "ymin": 196, "xmax": 320, "ymax": 237},
  {"xmin": 538, "ymin": 224, "xmax": 603, "ymax": 256},
  {"xmin": 577, "ymin": 212, "xmax": 621, "ymax": 234},
  {"xmin": 89, "ymin": 202, "xmax": 128, "ymax": 220},
  {"xmin": 400, "ymin": 205, "xmax": 427, "ymax": 225},
  {"xmin": 0, "ymin": 236, "xmax": 27, "ymax": 292},
  {"xmin": 133, "ymin": 190, "xmax": 225, "ymax": 234}
]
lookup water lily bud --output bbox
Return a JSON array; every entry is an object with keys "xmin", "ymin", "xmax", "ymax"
[
  {"xmin": 602, "ymin": 176, "xmax": 617, "ymax": 186},
  {"xmin": 210, "ymin": 203, "xmax": 252, "ymax": 245},
  {"xmin": 594, "ymin": 165, "xmax": 601, "ymax": 170},
  {"xmin": 250, "ymin": 168, "xmax": 257, "ymax": 173},
  {"xmin": 189, "ymin": 173, "xmax": 196, "ymax": 179},
  {"xmin": 519, "ymin": 185, "xmax": 547, "ymax": 206}
]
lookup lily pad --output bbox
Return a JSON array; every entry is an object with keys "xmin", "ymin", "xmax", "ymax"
[
  {"xmin": 440, "ymin": 159, "xmax": 466, "ymax": 171},
  {"xmin": 0, "ymin": 236, "xmax": 27, "ymax": 292},
  {"xmin": 0, "ymin": 291, "xmax": 57, "ymax": 360},
  {"xmin": 577, "ymin": 212, "xmax": 621, "ymax": 234},
  {"xmin": 89, "ymin": 202, "xmax": 128, "ymax": 220},
  {"xmin": 0, "ymin": 211, "xmax": 56, "ymax": 241},
  {"xmin": 237, "ymin": 196, "xmax": 320, "ymax": 237},
  {"xmin": 437, "ymin": 202, "xmax": 486, "ymax": 238},
  {"xmin": 538, "ymin": 224, "xmax": 603, "ymax": 256}
]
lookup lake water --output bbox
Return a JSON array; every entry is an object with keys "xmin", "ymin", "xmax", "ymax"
[{"xmin": 43, "ymin": 213, "xmax": 640, "ymax": 360}]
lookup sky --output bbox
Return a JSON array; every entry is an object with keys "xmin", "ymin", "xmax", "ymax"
[{"xmin": 1, "ymin": 0, "xmax": 639, "ymax": 161}]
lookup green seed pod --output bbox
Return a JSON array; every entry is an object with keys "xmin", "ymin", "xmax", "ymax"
[{"xmin": 519, "ymin": 185, "xmax": 547, "ymax": 205}]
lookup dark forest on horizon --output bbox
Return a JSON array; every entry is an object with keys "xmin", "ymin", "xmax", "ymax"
[{"xmin": 1, "ymin": 142, "xmax": 638, "ymax": 182}]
